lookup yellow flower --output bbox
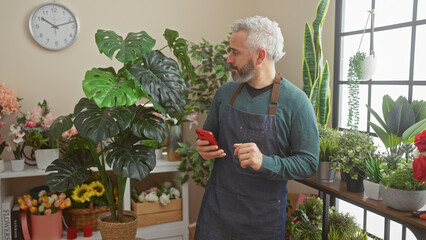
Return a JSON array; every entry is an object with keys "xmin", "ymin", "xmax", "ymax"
[
  {"xmin": 29, "ymin": 207, "xmax": 37, "ymax": 214},
  {"xmin": 71, "ymin": 184, "xmax": 93, "ymax": 203},
  {"xmin": 89, "ymin": 181, "xmax": 105, "ymax": 197}
]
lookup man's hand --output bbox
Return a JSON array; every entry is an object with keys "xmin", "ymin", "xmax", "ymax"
[
  {"xmin": 233, "ymin": 143, "xmax": 263, "ymax": 170},
  {"xmin": 196, "ymin": 139, "xmax": 226, "ymax": 160}
]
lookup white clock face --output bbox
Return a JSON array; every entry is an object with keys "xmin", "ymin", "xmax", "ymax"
[{"xmin": 29, "ymin": 3, "xmax": 79, "ymax": 50}]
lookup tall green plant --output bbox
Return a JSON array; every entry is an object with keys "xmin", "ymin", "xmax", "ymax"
[
  {"xmin": 347, "ymin": 51, "xmax": 366, "ymax": 130},
  {"xmin": 302, "ymin": 0, "xmax": 331, "ymax": 127}
]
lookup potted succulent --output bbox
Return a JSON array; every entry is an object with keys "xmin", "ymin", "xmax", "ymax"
[
  {"xmin": 331, "ymin": 129, "xmax": 377, "ymax": 192},
  {"xmin": 362, "ymin": 153, "xmax": 383, "ymax": 200},
  {"xmin": 45, "ymin": 28, "xmax": 191, "ymax": 239},
  {"xmin": 316, "ymin": 126, "xmax": 340, "ymax": 182}
]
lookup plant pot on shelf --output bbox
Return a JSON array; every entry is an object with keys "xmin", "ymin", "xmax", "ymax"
[
  {"xmin": 316, "ymin": 161, "xmax": 338, "ymax": 182},
  {"xmin": 343, "ymin": 172, "xmax": 364, "ymax": 193},
  {"xmin": 98, "ymin": 210, "xmax": 138, "ymax": 240},
  {"xmin": 167, "ymin": 125, "xmax": 182, "ymax": 162},
  {"xmin": 34, "ymin": 148, "xmax": 60, "ymax": 170},
  {"xmin": 363, "ymin": 179, "xmax": 382, "ymax": 200},
  {"xmin": 379, "ymin": 185, "xmax": 426, "ymax": 211},
  {"xmin": 30, "ymin": 210, "xmax": 63, "ymax": 240},
  {"xmin": 0, "ymin": 159, "xmax": 5, "ymax": 173},
  {"xmin": 11, "ymin": 159, "xmax": 25, "ymax": 172}
]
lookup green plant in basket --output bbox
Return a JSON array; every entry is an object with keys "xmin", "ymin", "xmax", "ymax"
[{"xmin": 45, "ymin": 28, "xmax": 191, "ymax": 223}]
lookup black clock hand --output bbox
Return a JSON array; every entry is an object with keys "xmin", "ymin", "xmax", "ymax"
[
  {"xmin": 41, "ymin": 17, "xmax": 58, "ymax": 29},
  {"xmin": 55, "ymin": 21, "xmax": 75, "ymax": 27}
]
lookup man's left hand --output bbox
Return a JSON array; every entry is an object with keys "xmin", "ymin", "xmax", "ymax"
[{"xmin": 233, "ymin": 143, "xmax": 263, "ymax": 171}]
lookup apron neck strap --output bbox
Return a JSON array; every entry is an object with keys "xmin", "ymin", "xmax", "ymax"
[{"xmin": 228, "ymin": 74, "xmax": 282, "ymax": 116}]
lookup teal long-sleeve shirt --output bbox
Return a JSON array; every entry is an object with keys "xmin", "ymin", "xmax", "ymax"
[{"xmin": 203, "ymin": 77, "xmax": 319, "ymax": 180}]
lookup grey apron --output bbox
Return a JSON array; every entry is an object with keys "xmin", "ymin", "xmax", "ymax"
[{"xmin": 195, "ymin": 76, "xmax": 288, "ymax": 240}]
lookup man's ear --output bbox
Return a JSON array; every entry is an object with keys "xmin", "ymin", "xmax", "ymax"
[{"xmin": 255, "ymin": 49, "xmax": 267, "ymax": 65}]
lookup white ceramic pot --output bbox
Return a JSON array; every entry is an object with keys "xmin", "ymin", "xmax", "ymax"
[
  {"xmin": 363, "ymin": 179, "xmax": 382, "ymax": 200},
  {"xmin": 34, "ymin": 148, "xmax": 60, "ymax": 170},
  {"xmin": 155, "ymin": 149, "xmax": 163, "ymax": 160},
  {"xmin": 11, "ymin": 159, "xmax": 25, "ymax": 172},
  {"xmin": 380, "ymin": 184, "xmax": 426, "ymax": 211},
  {"xmin": 0, "ymin": 159, "xmax": 5, "ymax": 172}
]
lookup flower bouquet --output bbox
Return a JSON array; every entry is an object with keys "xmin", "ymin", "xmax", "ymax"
[
  {"xmin": 64, "ymin": 179, "xmax": 110, "ymax": 231},
  {"xmin": 131, "ymin": 181, "xmax": 182, "ymax": 226}
]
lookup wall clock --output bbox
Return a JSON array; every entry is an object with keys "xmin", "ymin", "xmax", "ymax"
[{"xmin": 29, "ymin": 2, "xmax": 80, "ymax": 50}]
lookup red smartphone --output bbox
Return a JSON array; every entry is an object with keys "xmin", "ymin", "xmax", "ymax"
[{"xmin": 195, "ymin": 129, "xmax": 220, "ymax": 149}]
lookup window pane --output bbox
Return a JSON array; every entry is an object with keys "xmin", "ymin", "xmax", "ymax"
[
  {"xmin": 375, "ymin": 0, "xmax": 413, "ymax": 27},
  {"xmin": 414, "ymin": 25, "xmax": 426, "ymax": 80},
  {"xmin": 338, "ymin": 84, "xmax": 368, "ymax": 131},
  {"xmin": 342, "ymin": 0, "xmax": 372, "ymax": 32},
  {"xmin": 368, "ymin": 85, "xmax": 408, "ymax": 132},
  {"xmin": 413, "ymin": 86, "xmax": 426, "ymax": 101},
  {"xmin": 374, "ymin": 27, "xmax": 411, "ymax": 80},
  {"xmin": 406, "ymin": 228, "xmax": 417, "ymax": 240},
  {"xmin": 340, "ymin": 34, "xmax": 370, "ymax": 81},
  {"xmin": 390, "ymin": 221, "xmax": 402, "ymax": 240},
  {"xmin": 418, "ymin": 0, "xmax": 426, "ymax": 20},
  {"xmin": 366, "ymin": 211, "xmax": 384, "ymax": 238}
]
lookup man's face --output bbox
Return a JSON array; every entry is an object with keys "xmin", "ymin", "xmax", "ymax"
[{"xmin": 227, "ymin": 31, "xmax": 257, "ymax": 83}]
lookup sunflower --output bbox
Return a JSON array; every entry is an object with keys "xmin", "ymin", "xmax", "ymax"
[
  {"xmin": 89, "ymin": 181, "xmax": 105, "ymax": 197},
  {"xmin": 71, "ymin": 184, "xmax": 93, "ymax": 203}
]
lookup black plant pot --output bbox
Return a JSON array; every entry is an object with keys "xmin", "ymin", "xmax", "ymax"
[{"xmin": 343, "ymin": 172, "xmax": 364, "ymax": 193}]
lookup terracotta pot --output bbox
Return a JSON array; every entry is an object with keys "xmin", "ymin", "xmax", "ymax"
[
  {"xmin": 98, "ymin": 210, "xmax": 138, "ymax": 240},
  {"xmin": 30, "ymin": 210, "xmax": 63, "ymax": 240}
]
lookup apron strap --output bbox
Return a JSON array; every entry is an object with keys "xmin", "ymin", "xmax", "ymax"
[
  {"xmin": 269, "ymin": 74, "xmax": 282, "ymax": 115},
  {"xmin": 228, "ymin": 74, "xmax": 282, "ymax": 116}
]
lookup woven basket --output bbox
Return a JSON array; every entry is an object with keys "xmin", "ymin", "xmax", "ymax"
[
  {"xmin": 64, "ymin": 202, "xmax": 110, "ymax": 231},
  {"xmin": 98, "ymin": 210, "xmax": 138, "ymax": 240}
]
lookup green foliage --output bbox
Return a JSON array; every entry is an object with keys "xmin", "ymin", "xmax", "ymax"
[
  {"xmin": 331, "ymin": 129, "xmax": 377, "ymax": 179},
  {"xmin": 46, "ymin": 29, "xmax": 190, "ymax": 222},
  {"xmin": 318, "ymin": 126, "xmax": 340, "ymax": 161},
  {"xmin": 329, "ymin": 211, "xmax": 360, "ymax": 238},
  {"xmin": 176, "ymin": 142, "xmax": 213, "ymax": 187},
  {"xmin": 367, "ymin": 95, "xmax": 426, "ymax": 153},
  {"xmin": 363, "ymin": 154, "xmax": 382, "ymax": 183},
  {"xmin": 302, "ymin": 0, "xmax": 331, "ymax": 127},
  {"xmin": 347, "ymin": 51, "xmax": 366, "ymax": 130}
]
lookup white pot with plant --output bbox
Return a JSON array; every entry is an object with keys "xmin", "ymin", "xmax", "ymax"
[
  {"xmin": 7, "ymin": 124, "xmax": 26, "ymax": 171},
  {"xmin": 362, "ymin": 154, "xmax": 382, "ymax": 200}
]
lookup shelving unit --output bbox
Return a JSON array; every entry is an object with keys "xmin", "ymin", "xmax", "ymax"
[{"xmin": 0, "ymin": 157, "xmax": 189, "ymax": 240}]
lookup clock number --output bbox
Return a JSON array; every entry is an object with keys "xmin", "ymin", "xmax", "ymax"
[
  {"xmin": 35, "ymin": 24, "xmax": 39, "ymax": 29},
  {"xmin": 55, "ymin": 41, "xmax": 59, "ymax": 47},
  {"xmin": 72, "ymin": 24, "xmax": 75, "ymax": 29},
  {"xmin": 69, "ymin": 33, "xmax": 73, "ymax": 38},
  {"xmin": 64, "ymin": 39, "xmax": 68, "ymax": 44},
  {"xmin": 39, "ymin": 33, "xmax": 43, "ymax": 38},
  {"xmin": 43, "ymin": 10, "xmax": 48, "ymax": 15},
  {"xmin": 51, "ymin": 7, "xmax": 57, "ymax": 13},
  {"xmin": 45, "ymin": 38, "xmax": 50, "ymax": 44}
]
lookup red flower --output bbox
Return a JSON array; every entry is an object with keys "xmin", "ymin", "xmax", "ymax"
[
  {"xmin": 414, "ymin": 130, "xmax": 426, "ymax": 152},
  {"xmin": 413, "ymin": 155, "xmax": 426, "ymax": 183}
]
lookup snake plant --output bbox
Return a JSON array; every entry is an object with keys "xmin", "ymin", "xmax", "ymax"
[{"xmin": 302, "ymin": 0, "xmax": 331, "ymax": 127}]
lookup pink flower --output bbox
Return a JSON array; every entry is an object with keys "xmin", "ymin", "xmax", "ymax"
[
  {"xmin": 24, "ymin": 120, "xmax": 37, "ymax": 128},
  {"xmin": 62, "ymin": 126, "xmax": 78, "ymax": 139},
  {"xmin": 44, "ymin": 209, "xmax": 52, "ymax": 215},
  {"xmin": 59, "ymin": 193, "xmax": 66, "ymax": 200},
  {"xmin": 31, "ymin": 106, "xmax": 43, "ymax": 123},
  {"xmin": 185, "ymin": 113, "xmax": 198, "ymax": 130},
  {"xmin": 0, "ymin": 121, "xmax": 4, "ymax": 127},
  {"xmin": 42, "ymin": 112, "xmax": 55, "ymax": 129},
  {"xmin": 54, "ymin": 200, "xmax": 61, "ymax": 208},
  {"xmin": 0, "ymin": 83, "xmax": 20, "ymax": 115}
]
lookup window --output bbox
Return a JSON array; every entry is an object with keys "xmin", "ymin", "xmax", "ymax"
[{"xmin": 333, "ymin": 1, "xmax": 426, "ymax": 239}]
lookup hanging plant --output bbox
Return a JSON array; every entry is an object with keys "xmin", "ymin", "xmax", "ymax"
[{"xmin": 347, "ymin": 51, "xmax": 366, "ymax": 130}]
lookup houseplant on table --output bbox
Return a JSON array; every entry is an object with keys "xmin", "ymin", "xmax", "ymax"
[
  {"xmin": 331, "ymin": 129, "xmax": 377, "ymax": 192},
  {"xmin": 45, "ymin": 28, "xmax": 189, "ymax": 240},
  {"xmin": 7, "ymin": 124, "xmax": 26, "ymax": 171},
  {"xmin": 316, "ymin": 126, "xmax": 340, "ymax": 182},
  {"xmin": 362, "ymin": 153, "xmax": 383, "ymax": 200}
]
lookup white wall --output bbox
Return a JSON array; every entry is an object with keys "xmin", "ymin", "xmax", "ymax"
[{"xmin": 0, "ymin": 0, "xmax": 335, "ymax": 223}]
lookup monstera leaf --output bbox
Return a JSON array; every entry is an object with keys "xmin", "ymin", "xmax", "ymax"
[
  {"xmin": 95, "ymin": 30, "xmax": 155, "ymax": 64},
  {"xmin": 83, "ymin": 67, "xmax": 144, "ymax": 108},
  {"xmin": 73, "ymin": 98, "xmax": 136, "ymax": 144},
  {"xmin": 46, "ymin": 150, "xmax": 93, "ymax": 192},
  {"xmin": 105, "ymin": 143, "xmax": 156, "ymax": 181},
  {"xmin": 48, "ymin": 115, "xmax": 73, "ymax": 147},
  {"xmin": 132, "ymin": 106, "xmax": 167, "ymax": 143},
  {"xmin": 130, "ymin": 50, "xmax": 186, "ymax": 114}
]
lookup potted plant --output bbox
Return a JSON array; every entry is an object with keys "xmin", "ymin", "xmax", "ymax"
[
  {"xmin": 45, "ymin": 28, "xmax": 190, "ymax": 240},
  {"xmin": 317, "ymin": 126, "xmax": 340, "ymax": 182},
  {"xmin": 285, "ymin": 196, "xmax": 323, "ymax": 240},
  {"xmin": 380, "ymin": 134, "xmax": 426, "ymax": 211},
  {"xmin": 362, "ymin": 153, "xmax": 383, "ymax": 200},
  {"xmin": 346, "ymin": 51, "xmax": 366, "ymax": 130},
  {"xmin": 331, "ymin": 129, "xmax": 377, "ymax": 192},
  {"xmin": 7, "ymin": 124, "xmax": 26, "ymax": 171}
]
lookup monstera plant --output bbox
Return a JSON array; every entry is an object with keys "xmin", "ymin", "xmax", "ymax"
[{"xmin": 45, "ymin": 29, "xmax": 192, "ymax": 223}]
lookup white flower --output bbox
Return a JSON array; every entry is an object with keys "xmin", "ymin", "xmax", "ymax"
[
  {"xmin": 170, "ymin": 187, "xmax": 180, "ymax": 199},
  {"xmin": 163, "ymin": 181, "xmax": 172, "ymax": 188},
  {"xmin": 145, "ymin": 191, "xmax": 159, "ymax": 202},
  {"xmin": 13, "ymin": 136, "xmax": 24, "ymax": 144},
  {"xmin": 5, "ymin": 145, "xmax": 12, "ymax": 152},
  {"xmin": 165, "ymin": 114, "xmax": 178, "ymax": 125},
  {"xmin": 159, "ymin": 193, "xmax": 170, "ymax": 206},
  {"xmin": 25, "ymin": 112, "xmax": 32, "ymax": 120},
  {"xmin": 38, "ymin": 190, "xmax": 47, "ymax": 198},
  {"xmin": 9, "ymin": 124, "xmax": 20, "ymax": 134},
  {"xmin": 138, "ymin": 192, "xmax": 146, "ymax": 203},
  {"xmin": 50, "ymin": 194, "xmax": 58, "ymax": 202},
  {"xmin": 38, "ymin": 204, "xmax": 45, "ymax": 213}
]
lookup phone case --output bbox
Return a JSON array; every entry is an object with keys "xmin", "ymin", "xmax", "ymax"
[{"xmin": 195, "ymin": 129, "xmax": 220, "ymax": 148}]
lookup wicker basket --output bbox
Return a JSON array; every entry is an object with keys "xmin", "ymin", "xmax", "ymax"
[{"xmin": 63, "ymin": 202, "xmax": 110, "ymax": 231}]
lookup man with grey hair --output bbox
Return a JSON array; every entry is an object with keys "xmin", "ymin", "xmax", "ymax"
[{"xmin": 195, "ymin": 16, "xmax": 319, "ymax": 240}]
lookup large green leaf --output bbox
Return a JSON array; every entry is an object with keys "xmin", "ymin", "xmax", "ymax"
[
  {"xmin": 130, "ymin": 50, "xmax": 186, "ymax": 114},
  {"xmin": 95, "ymin": 30, "xmax": 155, "ymax": 64},
  {"xmin": 387, "ymin": 97, "xmax": 415, "ymax": 136},
  {"xmin": 309, "ymin": 77, "xmax": 320, "ymax": 112},
  {"xmin": 412, "ymin": 100, "xmax": 426, "ymax": 122},
  {"xmin": 46, "ymin": 151, "xmax": 93, "ymax": 192},
  {"xmin": 303, "ymin": 24, "xmax": 316, "ymax": 85},
  {"xmin": 402, "ymin": 118, "xmax": 426, "ymax": 141},
  {"xmin": 73, "ymin": 98, "xmax": 136, "ymax": 143},
  {"xmin": 312, "ymin": 0, "xmax": 329, "ymax": 74},
  {"xmin": 366, "ymin": 104, "xmax": 391, "ymax": 133},
  {"xmin": 132, "ymin": 106, "xmax": 167, "ymax": 143},
  {"xmin": 105, "ymin": 143, "xmax": 156, "ymax": 181},
  {"xmin": 302, "ymin": 59, "xmax": 312, "ymax": 97},
  {"xmin": 369, "ymin": 122, "xmax": 391, "ymax": 148},
  {"xmin": 48, "ymin": 115, "xmax": 73, "ymax": 146},
  {"xmin": 83, "ymin": 68, "xmax": 143, "ymax": 108},
  {"xmin": 382, "ymin": 95, "xmax": 395, "ymax": 125},
  {"xmin": 317, "ymin": 61, "xmax": 330, "ymax": 126}
]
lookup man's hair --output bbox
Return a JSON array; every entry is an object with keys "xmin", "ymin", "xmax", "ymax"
[{"xmin": 232, "ymin": 16, "xmax": 285, "ymax": 62}]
